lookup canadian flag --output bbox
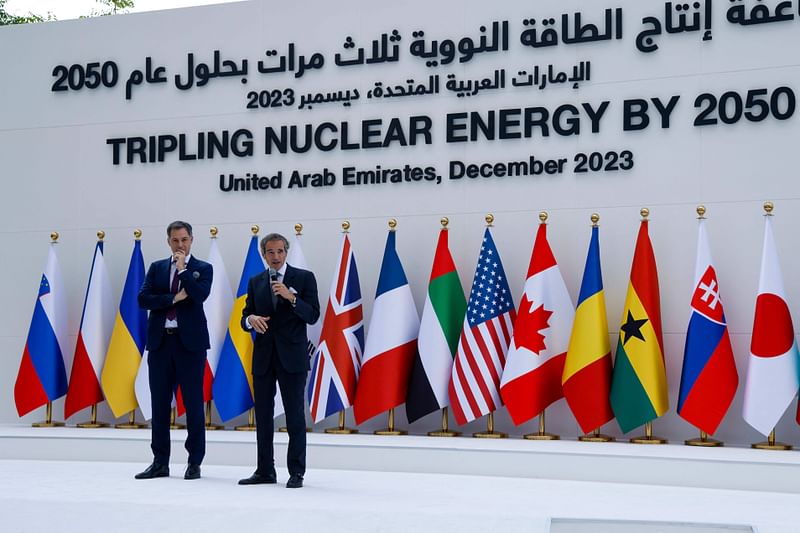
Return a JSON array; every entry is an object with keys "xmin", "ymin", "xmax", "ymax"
[{"xmin": 500, "ymin": 223, "xmax": 575, "ymax": 425}]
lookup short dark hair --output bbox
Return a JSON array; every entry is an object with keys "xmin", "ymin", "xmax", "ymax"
[
  {"xmin": 260, "ymin": 233, "xmax": 289, "ymax": 255},
  {"xmin": 167, "ymin": 220, "xmax": 193, "ymax": 236}
]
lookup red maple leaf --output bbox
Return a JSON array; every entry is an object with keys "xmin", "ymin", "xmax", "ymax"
[{"xmin": 515, "ymin": 296, "xmax": 553, "ymax": 355}]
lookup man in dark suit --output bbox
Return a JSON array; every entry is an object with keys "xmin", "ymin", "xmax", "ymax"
[
  {"xmin": 135, "ymin": 221, "xmax": 212, "ymax": 481},
  {"xmin": 238, "ymin": 233, "xmax": 319, "ymax": 489}
]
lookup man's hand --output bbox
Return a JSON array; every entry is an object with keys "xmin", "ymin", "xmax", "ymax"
[
  {"xmin": 173, "ymin": 250, "xmax": 187, "ymax": 271},
  {"xmin": 271, "ymin": 281, "xmax": 293, "ymax": 301},
  {"xmin": 248, "ymin": 314, "xmax": 271, "ymax": 334},
  {"xmin": 173, "ymin": 288, "xmax": 188, "ymax": 304}
]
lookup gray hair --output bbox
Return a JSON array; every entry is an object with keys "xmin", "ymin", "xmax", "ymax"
[{"xmin": 260, "ymin": 233, "xmax": 290, "ymax": 255}]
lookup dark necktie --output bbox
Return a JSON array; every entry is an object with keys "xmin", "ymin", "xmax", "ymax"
[
  {"xmin": 271, "ymin": 274, "xmax": 279, "ymax": 308},
  {"xmin": 166, "ymin": 266, "xmax": 179, "ymax": 321}
]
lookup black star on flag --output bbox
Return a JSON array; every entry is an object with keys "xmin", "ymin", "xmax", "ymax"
[{"xmin": 620, "ymin": 310, "xmax": 648, "ymax": 345}]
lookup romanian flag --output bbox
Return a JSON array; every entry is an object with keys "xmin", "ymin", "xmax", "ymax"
[
  {"xmin": 562, "ymin": 224, "xmax": 614, "ymax": 433},
  {"xmin": 101, "ymin": 238, "xmax": 147, "ymax": 418},
  {"xmin": 212, "ymin": 234, "xmax": 264, "ymax": 421},
  {"xmin": 610, "ymin": 218, "xmax": 668, "ymax": 433}
]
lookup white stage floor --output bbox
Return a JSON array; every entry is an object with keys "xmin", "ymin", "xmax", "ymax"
[{"xmin": 1, "ymin": 459, "xmax": 798, "ymax": 533}]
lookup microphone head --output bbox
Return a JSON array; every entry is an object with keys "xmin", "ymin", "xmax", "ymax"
[{"xmin": 269, "ymin": 268, "xmax": 278, "ymax": 281}]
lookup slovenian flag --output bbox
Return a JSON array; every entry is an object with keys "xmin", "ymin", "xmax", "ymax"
[
  {"xmin": 101, "ymin": 237, "xmax": 147, "ymax": 418},
  {"xmin": 353, "ymin": 229, "xmax": 419, "ymax": 425},
  {"xmin": 678, "ymin": 217, "xmax": 738, "ymax": 435},
  {"xmin": 65, "ymin": 239, "xmax": 115, "ymax": 419},
  {"xmin": 610, "ymin": 218, "xmax": 668, "ymax": 433},
  {"xmin": 501, "ymin": 220, "xmax": 574, "ymax": 425},
  {"xmin": 562, "ymin": 223, "xmax": 614, "ymax": 433},
  {"xmin": 212, "ymin": 234, "xmax": 264, "ymax": 421},
  {"xmin": 405, "ymin": 227, "xmax": 466, "ymax": 423},
  {"xmin": 742, "ymin": 215, "xmax": 800, "ymax": 436},
  {"xmin": 15, "ymin": 241, "xmax": 69, "ymax": 417}
]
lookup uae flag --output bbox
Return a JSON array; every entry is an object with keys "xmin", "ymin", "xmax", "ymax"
[
  {"xmin": 406, "ymin": 227, "xmax": 466, "ymax": 423},
  {"xmin": 501, "ymin": 221, "xmax": 574, "ymax": 425}
]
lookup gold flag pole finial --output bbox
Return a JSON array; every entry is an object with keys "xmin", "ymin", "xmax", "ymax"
[
  {"xmin": 97, "ymin": 230, "xmax": 106, "ymax": 241},
  {"xmin": 294, "ymin": 223, "xmax": 303, "ymax": 236},
  {"xmin": 485, "ymin": 213, "xmax": 494, "ymax": 227},
  {"xmin": 251, "ymin": 225, "xmax": 259, "ymax": 235},
  {"xmin": 134, "ymin": 229, "xmax": 142, "ymax": 240},
  {"xmin": 591, "ymin": 213, "xmax": 600, "ymax": 227},
  {"xmin": 440, "ymin": 217, "xmax": 449, "ymax": 229},
  {"xmin": 764, "ymin": 201, "xmax": 774, "ymax": 216},
  {"xmin": 696, "ymin": 205, "xmax": 706, "ymax": 219},
  {"xmin": 388, "ymin": 218, "xmax": 397, "ymax": 231},
  {"xmin": 50, "ymin": 231, "xmax": 59, "ymax": 243},
  {"xmin": 640, "ymin": 207, "xmax": 650, "ymax": 220},
  {"xmin": 210, "ymin": 226, "xmax": 218, "ymax": 238},
  {"xmin": 342, "ymin": 220, "xmax": 351, "ymax": 233},
  {"xmin": 539, "ymin": 211, "xmax": 548, "ymax": 224}
]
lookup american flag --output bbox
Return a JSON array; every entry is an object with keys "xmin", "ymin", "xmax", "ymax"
[
  {"xmin": 449, "ymin": 228, "xmax": 516, "ymax": 425},
  {"xmin": 308, "ymin": 234, "xmax": 364, "ymax": 423}
]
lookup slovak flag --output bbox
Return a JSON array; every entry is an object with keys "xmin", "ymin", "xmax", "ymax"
[
  {"xmin": 742, "ymin": 215, "xmax": 800, "ymax": 436},
  {"xmin": 501, "ymin": 221, "xmax": 574, "ymax": 425},
  {"xmin": 15, "ymin": 241, "xmax": 69, "ymax": 417},
  {"xmin": 308, "ymin": 233, "xmax": 364, "ymax": 423},
  {"xmin": 678, "ymin": 217, "xmax": 738, "ymax": 435},
  {"xmin": 64, "ymin": 240, "xmax": 115, "ymax": 419}
]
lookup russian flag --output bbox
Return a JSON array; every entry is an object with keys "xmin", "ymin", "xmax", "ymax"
[
  {"xmin": 15, "ymin": 241, "xmax": 69, "ymax": 417},
  {"xmin": 353, "ymin": 229, "xmax": 419, "ymax": 425}
]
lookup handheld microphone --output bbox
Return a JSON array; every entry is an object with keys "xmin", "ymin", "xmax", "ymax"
[{"xmin": 269, "ymin": 268, "xmax": 278, "ymax": 282}]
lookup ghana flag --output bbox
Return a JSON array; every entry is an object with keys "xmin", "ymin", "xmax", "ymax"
[{"xmin": 610, "ymin": 217, "xmax": 668, "ymax": 433}]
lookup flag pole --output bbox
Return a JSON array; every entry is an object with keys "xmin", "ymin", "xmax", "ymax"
[
  {"xmin": 472, "ymin": 215, "xmax": 507, "ymax": 439},
  {"xmin": 524, "ymin": 410, "xmax": 560, "ymax": 440},
  {"xmin": 235, "ymin": 407, "xmax": 257, "ymax": 431},
  {"xmin": 76, "ymin": 231, "xmax": 112, "ymax": 429},
  {"xmin": 428, "ymin": 406, "xmax": 461, "ymax": 437},
  {"xmin": 205, "ymin": 401, "xmax": 224, "ymax": 430},
  {"xmin": 77, "ymin": 403, "xmax": 109, "ymax": 428},
  {"xmin": 325, "ymin": 410, "xmax": 359, "ymax": 434},
  {"xmin": 170, "ymin": 407, "xmax": 186, "ymax": 429},
  {"xmin": 752, "ymin": 428, "xmax": 792, "ymax": 450},
  {"xmin": 686, "ymin": 430, "xmax": 722, "ymax": 447},
  {"xmin": 32, "ymin": 401, "xmax": 65, "ymax": 427},
  {"xmin": 116, "ymin": 409, "xmax": 147, "ymax": 429}
]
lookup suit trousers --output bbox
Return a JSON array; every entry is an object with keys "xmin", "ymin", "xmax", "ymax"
[
  {"xmin": 148, "ymin": 332, "xmax": 206, "ymax": 465},
  {"xmin": 253, "ymin": 353, "xmax": 307, "ymax": 477}
]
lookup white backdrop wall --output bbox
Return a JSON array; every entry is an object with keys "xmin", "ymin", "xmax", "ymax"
[{"xmin": 2, "ymin": 0, "xmax": 800, "ymax": 446}]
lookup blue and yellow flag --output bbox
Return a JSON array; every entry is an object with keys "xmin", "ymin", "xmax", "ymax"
[
  {"xmin": 212, "ymin": 234, "xmax": 263, "ymax": 421},
  {"xmin": 101, "ymin": 238, "xmax": 147, "ymax": 418}
]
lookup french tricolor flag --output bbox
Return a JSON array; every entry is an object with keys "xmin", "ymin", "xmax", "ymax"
[{"xmin": 15, "ymin": 242, "xmax": 69, "ymax": 417}]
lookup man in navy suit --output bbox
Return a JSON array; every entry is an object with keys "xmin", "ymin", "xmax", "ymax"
[
  {"xmin": 135, "ymin": 221, "xmax": 212, "ymax": 481},
  {"xmin": 238, "ymin": 233, "xmax": 319, "ymax": 489}
]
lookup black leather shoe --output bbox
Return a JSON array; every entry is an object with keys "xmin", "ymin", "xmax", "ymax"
[
  {"xmin": 238, "ymin": 472, "xmax": 277, "ymax": 485},
  {"xmin": 286, "ymin": 474, "xmax": 304, "ymax": 489},
  {"xmin": 135, "ymin": 462, "xmax": 169, "ymax": 479},
  {"xmin": 184, "ymin": 464, "xmax": 201, "ymax": 480}
]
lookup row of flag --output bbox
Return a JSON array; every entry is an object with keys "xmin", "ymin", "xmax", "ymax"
[{"xmin": 14, "ymin": 212, "xmax": 800, "ymax": 439}]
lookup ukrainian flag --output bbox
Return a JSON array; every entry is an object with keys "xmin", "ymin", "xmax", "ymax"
[
  {"xmin": 212, "ymin": 235, "xmax": 263, "ymax": 421},
  {"xmin": 101, "ymin": 238, "xmax": 147, "ymax": 418}
]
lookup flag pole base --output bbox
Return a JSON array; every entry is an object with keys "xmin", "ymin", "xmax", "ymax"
[
  {"xmin": 115, "ymin": 421, "xmax": 148, "ymax": 429},
  {"xmin": 324, "ymin": 426, "xmax": 358, "ymax": 434},
  {"xmin": 234, "ymin": 408, "xmax": 256, "ymax": 431},
  {"xmin": 76, "ymin": 421, "xmax": 110, "ymax": 428},
  {"xmin": 473, "ymin": 430, "xmax": 506, "ymax": 439},
  {"xmin": 234, "ymin": 424, "xmax": 256, "ymax": 431},
  {"xmin": 427, "ymin": 429, "xmax": 461, "ymax": 437},
  {"xmin": 170, "ymin": 422, "xmax": 187, "ymax": 429},
  {"xmin": 32, "ymin": 420, "xmax": 64, "ymax": 428},
  {"xmin": 685, "ymin": 431, "xmax": 722, "ymax": 447},
  {"xmin": 752, "ymin": 440, "xmax": 792, "ymax": 450},
  {"xmin": 375, "ymin": 428, "xmax": 407, "ymax": 436},
  {"xmin": 630, "ymin": 435, "xmax": 668, "ymax": 444},
  {"xmin": 578, "ymin": 433, "xmax": 614, "ymax": 442},
  {"xmin": 205, "ymin": 422, "xmax": 225, "ymax": 431},
  {"xmin": 523, "ymin": 432, "xmax": 559, "ymax": 441},
  {"xmin": 278, "ymin": 426, "xmax": 313, "ymax": 433}
]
